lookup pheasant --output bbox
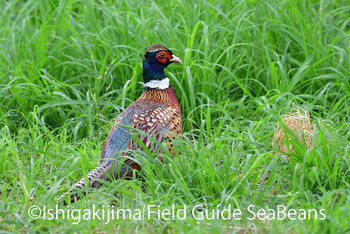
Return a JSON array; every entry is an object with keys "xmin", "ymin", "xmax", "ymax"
[{"xmin": 57, "ymin": 44, "xmax": 183, "ymax": 204}]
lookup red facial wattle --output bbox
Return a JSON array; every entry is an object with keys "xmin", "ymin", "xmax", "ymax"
[{"xmin": 156, "ymin": 51, "xmax": 171, "ymax": 64}]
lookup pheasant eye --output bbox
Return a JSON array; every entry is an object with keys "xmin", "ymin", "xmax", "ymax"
[
  {"xmin": 158, "ymin": 52, "xmax": 166, "ymax": 59},
  {"xmin": 156, "ymin": 51, "xmax": 170, "ymax": 63}
]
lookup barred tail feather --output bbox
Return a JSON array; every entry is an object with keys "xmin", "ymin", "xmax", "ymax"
[{"xmin": 57, "ymin": 163, "xmax": 111, "ymax": 205}]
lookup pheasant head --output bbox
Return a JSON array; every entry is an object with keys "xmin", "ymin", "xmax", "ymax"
[{"xmin": 142, "ymin": 44, "xmax": 182, "ymax": 89}]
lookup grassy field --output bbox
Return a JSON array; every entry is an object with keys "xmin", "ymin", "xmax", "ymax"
[{"xmin": 1, "ymin": 0, "xmax": 349, "ymax": 232}]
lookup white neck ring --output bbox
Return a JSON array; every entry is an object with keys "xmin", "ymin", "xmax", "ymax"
[{"xmin": 144, "ymin": 78, "xmax": 170, "ymax": 90}]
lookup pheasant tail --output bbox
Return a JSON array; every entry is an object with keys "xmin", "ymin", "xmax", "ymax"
[{"xmin": 57, "ymin": 163, "xmax": 111, "ymax": 204}]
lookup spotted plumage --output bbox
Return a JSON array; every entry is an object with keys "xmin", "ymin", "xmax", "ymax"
[{"xmin": 57, "ymin": 44, "xmax": 183, "ymax": 204}]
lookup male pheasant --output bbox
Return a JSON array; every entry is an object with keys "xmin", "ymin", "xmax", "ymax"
[{"xmin": 57, "ymin": 44, "xmax": 183, "ymax": 204}]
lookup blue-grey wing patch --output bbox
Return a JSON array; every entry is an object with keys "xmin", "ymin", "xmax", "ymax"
[{"xmin": 101, "ymin": 110, "xmax": 135, "ymax": 161}]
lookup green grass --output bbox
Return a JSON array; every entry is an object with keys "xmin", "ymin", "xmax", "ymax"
[{"xmin": 1, "ymin": 0, "xmax": 350, "ymax": 232}]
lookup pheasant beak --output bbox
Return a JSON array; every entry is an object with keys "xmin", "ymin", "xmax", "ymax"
[{"xmin": 170, "ymin": 54, "xmax": 183, "ymax": 64}]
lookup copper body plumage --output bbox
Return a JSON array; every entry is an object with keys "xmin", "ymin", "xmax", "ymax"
[{"xmin": 57, "ymin": 44, "xmax": 183, "ymax": 204}]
